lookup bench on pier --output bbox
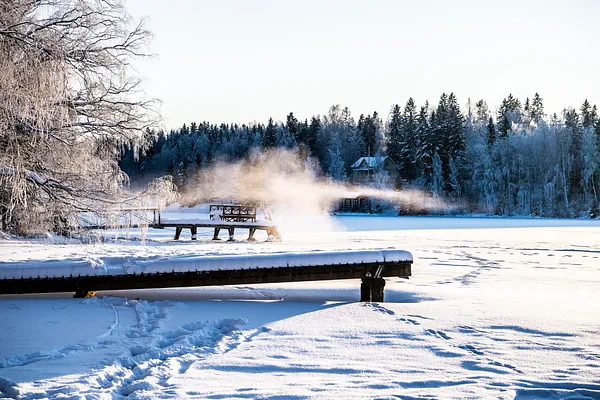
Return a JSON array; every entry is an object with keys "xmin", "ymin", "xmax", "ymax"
[
  {"xmin": 0, "ymin": 250, "xmax": 413, "ymax": 302},
  {"xmin": 210, "ymin": 204, "xmax": 257, "ymax": 222}
]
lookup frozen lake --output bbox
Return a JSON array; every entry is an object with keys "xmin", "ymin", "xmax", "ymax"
[{"xmin": 1, "ymin": 214, "xmax": 600, "ymax": 398}]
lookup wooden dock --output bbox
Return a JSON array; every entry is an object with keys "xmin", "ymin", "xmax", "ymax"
[
  {"xmin": 0, "ymin": 251, "xmax": 413, "ymax": 302},
  {"xmin": 83, "ymin": 204, "xmax": 281, "ymax": 241}
]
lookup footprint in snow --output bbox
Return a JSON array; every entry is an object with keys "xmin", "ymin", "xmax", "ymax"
[
  {"xmin": 398, "ymin": 317, "xmax": 420, "ymax": 326},
  {"xmin": 407, "ymin": 314, "xmax": 433, "ymax": 320},
  {"xmin": 364, "ymin": 303, "xmax": 396, "ymax": 316},
  {"xmin": 458, "ymin": 343, "xmax": 485, "ymax": 356},
  {"xmin": 425, "ymin": 329, "xmax": 452, "ymax": 340}
]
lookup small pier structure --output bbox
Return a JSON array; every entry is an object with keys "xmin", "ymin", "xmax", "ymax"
[{"xmin": 152, "ymin": 204, "xmax": 281, "ymax": 241}]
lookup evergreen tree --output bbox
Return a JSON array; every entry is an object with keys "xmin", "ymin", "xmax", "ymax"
[
  {"xmin": 524, "ymin": 97, "xmax": 531, "ymax": 124},
  {"xmin": 371, "ymin": 112, "xmax": 385, "ymax": 153},
  {"xmin": 487, "ymin": 117, "xmax": 496, "ymax": 145},
  {"xmin": 416, "ymin": 103, "xmax": 436, "ymax": 184},
  {"xmin": 415, "ymin": 104, "xmax": 433, "ymax": 182},
  {"xmin": 262, "ymin": 118, "xmax": 277, "ymax": 149},
  {"xmin": 446, "ymin": 93, "xmax": 466, "ymax": 158},
  {"xmin": 431, "ymin": 151, "xmax": 444, "ymax": 196},
  {"xmin": 531, "ymin": 93, "xmax": 544, "ymax": 123},
  {"xmin": 430, "ymin": 97, "xmax": 445, "ymax": 167},
  {"xmin": 357, "ymin": 114, "xmax": 366, "ymax": 139},
  {"xmin": 398, "ymin": 98, "xmax": 418, "ymax": 181},
  {"xmin": 386, "ymin": 104, "xmax": 402, "ymax": 163},
  {"xmin": 581, "ymin": 127, "xmax": 599, "ymax": 213},
  {"xmin": 180, "ymin": 123, "xmax": 189, "ymax": 135},
  {"xmin": 444, "ymin": 93, "xmax": 466, "ymax": 193},
  {"xmin": 564, "ymin": 108, "xmax": 580, "ymax": 134},
  {"xmin": 307, "ymin": 116, "xmax": 321, "ymax": 156},
  {"xmin": 276, "ymin": 122, "xmax": 296, "ymax": 148},
  {"xmin": 498, "ymin": 114, "xmax": 511, "ymax": 139},
  {"xmin": 581, "ymin": 100, "xmax": 595, "ymax": 128},
  {"xmin": 286, "ymin": 112, "xmax": 299, "ymax": 141},
  {"xmin": 564, "ymin": 108, "xmax": 582, "ymax": 196},
  {"xmin": 498, "ymin": 94, "xmax": 522, "ymax": 134},
  {"xmin": 356, "ymin": 112, "xmax": 380, "ymax": 154},
  {"xmin": 448, "ymin": 156, "xmax": 461, "ymax": 197},
  {"xmin": 296, "ymin": 119, "xmax": 309, "ymax": 147}
]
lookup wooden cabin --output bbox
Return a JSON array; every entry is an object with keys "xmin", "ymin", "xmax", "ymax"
[
  {"xmin": 350, "ymin": 156, "xmax": 398, "ymax": 186},
  {"xmin": 337, "ymin": 192, "xmax": 370, "ymax": 213}
]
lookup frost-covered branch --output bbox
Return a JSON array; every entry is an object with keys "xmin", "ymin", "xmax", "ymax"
[{"xmin": 0, "ymin": 0, "xmax": 160, "ymax": 235}]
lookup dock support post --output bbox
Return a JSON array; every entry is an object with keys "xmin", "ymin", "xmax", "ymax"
[
  {"xmin": 174, "ymin": 227, "xmax": 182, "ymax": 240},
  {"xmin": 228, "ymin": 228, "xmax": 235, "ymax": 241},
  {"xmin": 191, "ymin": 226, "xmax": 197, "ymax": 240},
  {"xmin": 360, "ymin": 279, "xmax": 370, "ymax": 302},
  {"xmin": 360, "ymin": 277, "xmax": 386, "ymax": 302},
  {"xmin": 248, "ymin": 228, "xmax": 256, "ymax": 242},
  {"xmin": 212, "ymin": 228, "xmax": 221, "ymax": 240}
]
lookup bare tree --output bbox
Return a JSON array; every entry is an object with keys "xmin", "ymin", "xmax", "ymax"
[{"xmin": 0, "ymin": 0, "xmax": 164, "ymax": 234}]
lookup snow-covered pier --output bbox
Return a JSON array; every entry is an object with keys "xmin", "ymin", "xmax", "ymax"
[
  {"xmin": 156, "ymin": 219, "xmax": 280, "ymax": 241},
  {"xmin": 0, "ymin": 249, "xmax": 412, "ymax": 302},
  {"xmin": 156, "ymin": 204, "xmax": 282, "ymax": 241},
  {"xmin": 83, "ymin": 204, "xmax": 283, "ymax": 241}
]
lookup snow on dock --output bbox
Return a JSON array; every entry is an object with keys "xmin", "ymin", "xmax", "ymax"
[
  {"xmin": 0, "ymin": 249, "xmax": 412, "ymax": 280},
  {"xmin": 0, "ymin": 249, "xmax": 413, "ymax": 301}
]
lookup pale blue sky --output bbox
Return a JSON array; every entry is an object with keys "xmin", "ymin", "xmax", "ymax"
[{"xmin": 127, "ymin": 0, "xmax": 599, "ymax": 128}]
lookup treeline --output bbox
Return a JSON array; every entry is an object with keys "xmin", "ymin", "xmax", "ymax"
[{"xmin": 121, "ymin": 93, "xmax": 600, "ymax": 218}]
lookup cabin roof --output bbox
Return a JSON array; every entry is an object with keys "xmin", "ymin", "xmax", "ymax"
[{"xmin": 351, "ymin": 156, "xmax": 396, "ymax": 169}]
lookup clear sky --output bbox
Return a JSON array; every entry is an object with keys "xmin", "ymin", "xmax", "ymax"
[{"xmin": 127, "ymin": 0, "xmax": 599, "ymax": 129}]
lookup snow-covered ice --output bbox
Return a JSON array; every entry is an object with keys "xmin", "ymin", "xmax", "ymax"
[{"xmin": 1, "ymin": 214, "xmax": 600, "ymax": 399}]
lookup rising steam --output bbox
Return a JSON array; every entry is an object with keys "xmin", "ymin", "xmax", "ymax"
[{"xmin": 180, "ymin": 148, "xmax": 449, "ymax": 232}]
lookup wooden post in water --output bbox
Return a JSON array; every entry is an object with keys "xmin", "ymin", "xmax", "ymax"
[
  {"xmin": 372, "ymin": 278, "xmax": 385, "ymax": 302},
  {"xmin": 360, "ymin": 277, "xmax": 386, "ymax": 302}
]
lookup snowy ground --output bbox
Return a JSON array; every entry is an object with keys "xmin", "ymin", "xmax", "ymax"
[{"xmin": 1, "ymin": 213, "xmax": 600, "ymax": 399}]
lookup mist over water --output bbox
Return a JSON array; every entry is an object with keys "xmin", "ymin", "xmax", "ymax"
[{"xmin": 182, "ymin": 148, "xmax": 448, "ymax": 233}]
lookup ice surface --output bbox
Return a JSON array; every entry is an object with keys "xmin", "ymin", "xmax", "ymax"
[{"xmin": 1, "ymin": 213, "xmax": 600, "ymax": 398}]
